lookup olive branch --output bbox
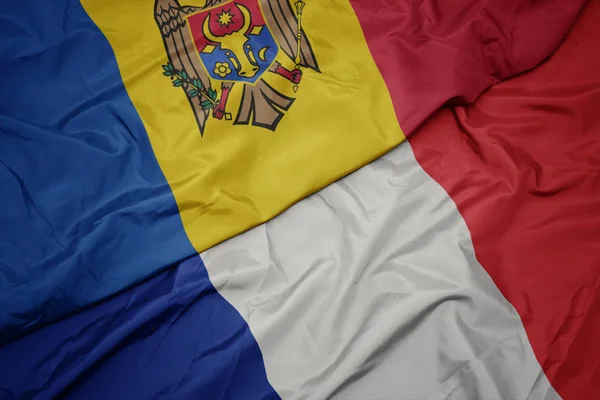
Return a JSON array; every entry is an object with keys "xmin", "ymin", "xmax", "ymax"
[{"xmin": 162, "ymin": 63, "xmax": 217, "ymax": 110}]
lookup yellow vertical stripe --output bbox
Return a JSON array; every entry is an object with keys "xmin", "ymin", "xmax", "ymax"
[{"xmin": 82, "ymin": 0, "xmax": 405, "ymax": 253}]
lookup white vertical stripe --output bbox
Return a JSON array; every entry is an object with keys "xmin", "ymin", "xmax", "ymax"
[{"xmin": 201, "ymin": 142, "xmax": 559, "ymax": 400}]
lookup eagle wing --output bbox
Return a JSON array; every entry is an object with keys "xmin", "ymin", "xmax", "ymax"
[
  {"xmin": 155, "ymin": 0, "xmax": 224, "ymax": 134},
  {"xmin": 262, "ymin": 0, "xmax": 319, "ymax": 71}
]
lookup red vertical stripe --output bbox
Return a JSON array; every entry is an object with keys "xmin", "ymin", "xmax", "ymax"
[
  {"xmin": 354, "ymin": 1, "xmax": 600, "ymax": 398},
  {"xmin": 349, "ymin": 0, "xmax": 586, "ymax": 135}
]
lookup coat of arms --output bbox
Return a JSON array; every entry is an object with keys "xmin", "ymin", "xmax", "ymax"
[{"xmin": 154, "ymin": 0, "xmax": 319, "ymax": 135}]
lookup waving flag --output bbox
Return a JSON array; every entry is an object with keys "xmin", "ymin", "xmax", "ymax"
[
  {"xmin": 0, "ymin": 0, "xmax": 587, "ymax": 343},
  {"xmin": 1, "ymin": 0, "xmax": 599, "ymax": 399}
]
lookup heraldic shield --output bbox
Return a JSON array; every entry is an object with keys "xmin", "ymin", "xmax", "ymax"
[
  {"xmin": 187, "ymin": 0, "xmax": 278, "ymax": 84},
  {"xmin": 154, "ymin": 0, "xmax": 320, "ymax": 135}
]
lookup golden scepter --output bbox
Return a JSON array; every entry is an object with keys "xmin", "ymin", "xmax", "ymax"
[{"xmin": 293, "ymin": 0, "xmax": 305, "ymax": 93}]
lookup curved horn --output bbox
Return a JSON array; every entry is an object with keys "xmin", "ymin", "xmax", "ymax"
[
  {"xmin": 236, "ymin": 3, "xmax": 252, "ymax": 34},
  {"xmin": 202, "ymin": 13, "xmax": 220, "ymax": 44}
]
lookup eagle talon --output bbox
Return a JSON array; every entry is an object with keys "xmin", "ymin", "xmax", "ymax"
[
  {"xmin": 289, "ymin": 69, "xmax": 302, "ymax": 84},
  {"xmin": 273, "ymin": 64, "xmax": 302, "ymax": 84},
  {"xmin": 212, "ymin": 85, "xmax": 231, "ymax": 120},
  {"xmin": 213, "ymin": 104, "xmax": 225, "ymax": 120}
]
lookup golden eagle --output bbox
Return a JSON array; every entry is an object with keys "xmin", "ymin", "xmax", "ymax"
[{"xmin": 154, "ymin": 0, "xmax": 319, "ymax": 133}]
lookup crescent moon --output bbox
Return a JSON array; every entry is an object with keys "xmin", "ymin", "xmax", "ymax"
[{"xmin": 258, "ymin": 46, "xmax": 269, "ymax": 62}]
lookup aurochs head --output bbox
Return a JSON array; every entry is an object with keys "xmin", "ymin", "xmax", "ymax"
[{"xmin": 203, "ymin": 4, "xmax": 262, "ymax": 79}]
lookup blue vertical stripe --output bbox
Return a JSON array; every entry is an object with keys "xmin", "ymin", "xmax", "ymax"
[
  {"xmin": 0, "ymin": 2, "xmax": 278, "ymax": 396},
  {"xmin": 0, "ymin": 0, "xmax": 190, "ymax": 340},
  {"xmin": 0, "ymin": 255, "xmax": 280, "ymax": 399}
]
